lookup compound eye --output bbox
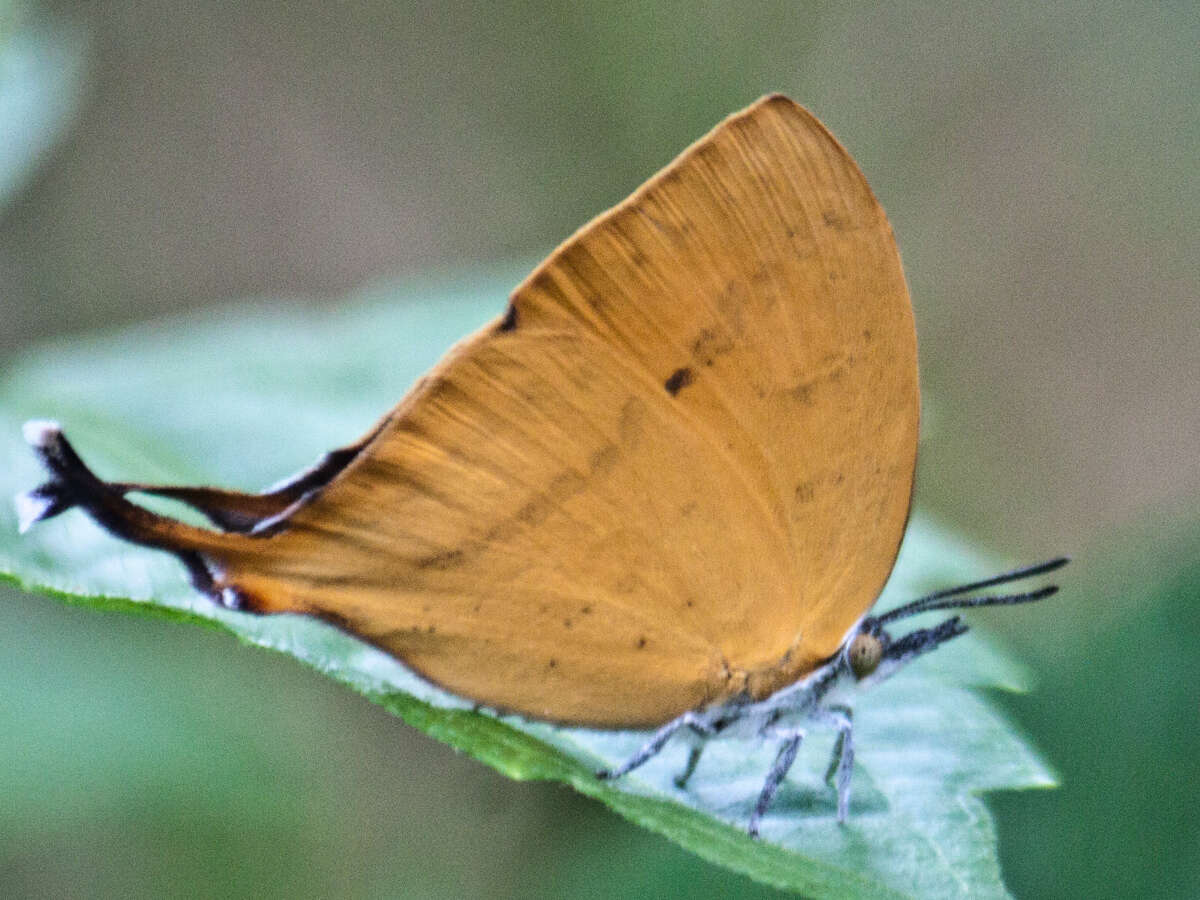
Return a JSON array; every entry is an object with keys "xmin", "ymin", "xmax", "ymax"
[{"xmin": 848, "ymin": 632, "xmax": 883, "ymax": 679}]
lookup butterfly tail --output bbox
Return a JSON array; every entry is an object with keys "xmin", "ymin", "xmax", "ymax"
[{"xmin": 17, "ymin": 420, "xmax": 271, "ymax": 603}]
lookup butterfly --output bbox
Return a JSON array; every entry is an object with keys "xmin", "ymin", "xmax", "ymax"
[{"xmin": 18, "ymin": 94, "xmax": 1063, "ymax": 836}]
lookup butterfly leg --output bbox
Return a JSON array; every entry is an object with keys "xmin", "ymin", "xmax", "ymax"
[
  {"xmin": 673, "ymin": 726, "xmax": 711, "ymax": 789},
  {"xmin": 816, "ymin": 705, "xmax": 855, "ymax": 823},
  {"xmin": 747, "ymin": 728, "xmax": 805, "ymax": 838},
  {"xmin": 597, "ymin": 712, "xmax": 714, "ymax": 782}
]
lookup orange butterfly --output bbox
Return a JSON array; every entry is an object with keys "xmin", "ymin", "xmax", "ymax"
[{"xmin": 19, "ymin": 95, "xmax": 1063, "ymax": 836}]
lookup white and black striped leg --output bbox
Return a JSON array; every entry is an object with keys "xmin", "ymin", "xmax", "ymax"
[
  {"xmin": 747, "ymin": 729, "xmax": 804, "ymax": 838},
  {"xmin": 597, "ymin": 712, "xmax": 713, "ymax": 781},
  {"xmin": 816, "ymin": 705, "xmax": 855, "ymax": 823},
  {"xmin": 674, "ymin": 741, "xmax": 705, "ymax": 789}
]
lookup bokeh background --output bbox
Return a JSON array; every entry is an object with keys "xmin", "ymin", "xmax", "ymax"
[{"xmin": 1, "ymin": 1, "xmax": 1195, "ymax": 897}]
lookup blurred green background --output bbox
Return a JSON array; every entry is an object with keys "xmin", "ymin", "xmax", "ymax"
[{"xmin": 1, "ymin": 1, "xmax": 1195, "ymax": 897}]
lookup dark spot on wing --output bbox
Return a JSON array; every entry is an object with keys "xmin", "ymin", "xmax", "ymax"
[
  {"xmin": 516, "ymin": 499, "xmax": 549, "ymax": 527},
  {"xmin": 581, "ymin": 605, "xmax": 592, "ymax": 615},
  {"xmin": 794, "ymin": 481, "xmax": 815, "ymax": 503},
  {"xmin": 548, "ymin": 658, "xmax": 557, "ymax": 669},
  {"xmin": 787, "ymin": 354, "xmax": 852, "ymax": 405},
  {"xmin": 498, "ymin": 303, "xmax": 519, "ymax": 331},
  {"xmin": 664, "ymin": 367, "xmax": 694, "ymax": 396},
  {"xmin": 590, "ymin": 444, "xmax": 619, "ymax": 475},
  {"xmin": 691, "ymin": 328, "xmax": 735, "ymax": 367},
  {"xmin": 416, "ymin": 548, "xmax": 465, "ymax": 570},
  {"xmin": 636, "ymin": 636, "xmax": 647, "ymax": 649},
  {"xmin": 615, "ymin": 574, "xmax": 638, "ymax": 595},
  {"xmin": 564, "ymin": 618, "xmax": 573, "ymax": 629}
]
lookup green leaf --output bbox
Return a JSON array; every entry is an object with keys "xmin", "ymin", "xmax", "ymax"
[
  {"xmin": 1, "ymin": 269, "xmax": 1054, "ymax": 898},
  {"xmin": 992, "ymin": 520, "xmax": 1200, "ymax": 899}
]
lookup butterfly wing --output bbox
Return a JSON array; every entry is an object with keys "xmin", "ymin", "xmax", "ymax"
[{"xmin": 133, "ymin": 96, "xmax": 920, "ymax": 727}]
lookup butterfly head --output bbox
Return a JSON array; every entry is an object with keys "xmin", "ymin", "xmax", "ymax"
[{"xmin": 843, "ymin": 557, "xmax": 1068, "ymax": 684}]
